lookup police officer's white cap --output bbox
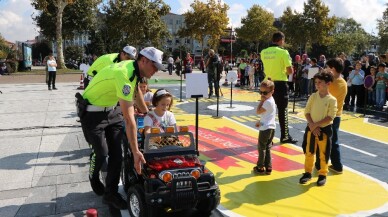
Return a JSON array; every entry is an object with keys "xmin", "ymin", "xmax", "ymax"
[
  {"xmin": 123, "ymin": 45, "xmax": 137, "ymax": 59},
  {"xmin": 140, "ymin": 47, "xmax": 165, "ymax": 71}
]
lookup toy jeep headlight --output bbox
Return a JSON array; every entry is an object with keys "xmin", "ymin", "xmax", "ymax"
[
  {"xmin": 191, "ymin": 169, "xmax": 201, "ymax": 179},
  {"xmin": 159, "ymin": 171, "xmax": 172, "ymax": 183}
]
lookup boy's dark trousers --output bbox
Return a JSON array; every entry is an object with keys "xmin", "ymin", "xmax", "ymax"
[{"xmin": 48, "ymin": 71, "xmax": 56, "ymax": 88}]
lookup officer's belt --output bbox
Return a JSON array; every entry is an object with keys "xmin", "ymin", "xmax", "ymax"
[{"xmin": 86, "ymin": 105, "xmax": 115, "ymax": 112}]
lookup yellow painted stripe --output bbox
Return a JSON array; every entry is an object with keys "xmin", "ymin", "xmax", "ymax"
[
  {"xmin": 230, "ymin": 116, "xmax": 247, "ymax": 122},
  {"xmin": 239, "ymin": 116, "xmax": 257, "ymax": 122}
]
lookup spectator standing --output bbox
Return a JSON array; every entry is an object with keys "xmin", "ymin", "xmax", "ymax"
[
  {"xmin": 315, "ymin": 58, "xmax": 347, "ymax": 174},
  {"xmin": 300, "ymin": 71, "xmax": 337, "ymax": 186},
  {"xmin": 367, "ymin": 66, "xmax": 377, "ymax": 108},
  {"xmin": 309, "ymin": 58, "xmax": 322, "ymax": 95},
  {"xmin": 348, "ymin": 61, "xmax": 365, "ymax": 109},
  {"xmin": 301, "ymin": 58, "xmax": 311, "ymax": 98},
  {"xmin": 317, "ymin": 55, "xmax": 326, "ymax": 68},
  {"xmin": 199, "ymin": 56, "xmax": 205, "ymax": 73},
  {"xmin": 175, "ymin": 57, "xmax": 182, "ymax": 76},
  {"xmin": 43, "ymin": 53, "xmax": 51, "ymax": 84},
  {"xmin": 138, "ymin": 78, "xmax": 154, "ymax": 109},
  {"xmin": 183, "ymin": 53, "xmax": 193, "ymax": 79},
  {"xmin": 47, "ymin": 54, "xmax": 57, "ymax": 90},
  {"xmin": 205, "ymin": 49, "xmax": 220, "ymax": 98},
  {"xmin": 238, "ymin": 59, "xmax": 247, "ymax": 87},
  {"xmin": 0, "ymin": 63, "xmax": 7, "ymax": 75},
  {"xmin": 167, "ymin": 56, "xmax": 174, "ymax": 75},
  {"xmin": 253, "ymin": 80, "xmax": 276, "ymax": 175},
  {"xmin": 261, "ymin": 32, "xmax": 297, "ymax": 144},
  {"xmin": 79, "ymin": 59, "xmax": 90, "ymax": 85},
  {"xmin": 375, "ymin": 63, "xmax": 387, "ymax": 111}
]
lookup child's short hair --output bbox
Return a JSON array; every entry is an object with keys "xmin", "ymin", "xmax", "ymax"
[
  {"xmin": 152, "ymin": 89, "xmax": 173, "ymax": 110},
  {"xmin": 313, "ymin": 71, "xmax": 333, "ymax": 83},
  {"xmin": 260, "ymin": 78, "xmax": 275, "ymax": 91},
  {"xmin": 325, "ymin": 58, "xmax": 344, "ymax": 73}
]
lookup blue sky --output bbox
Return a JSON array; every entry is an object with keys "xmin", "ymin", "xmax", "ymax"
[{"xmin": 0, "ymin": 0, "xmax": 386, "ymax": 42}]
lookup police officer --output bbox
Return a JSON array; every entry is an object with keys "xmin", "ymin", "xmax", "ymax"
[
  {"xmin": 261, "ymin": 32, "xmax": 297, "ymax": 144},
  {"xmin": 81, "ymin": 47, "xmax": 165, "ymax": 209},
  {"xmin": 84, "ymin": 45, "xmax": 137, "ymax": 88}
]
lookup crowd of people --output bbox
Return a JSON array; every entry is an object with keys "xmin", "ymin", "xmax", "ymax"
[{"xmin": 290, "ymin": 52, "xmax": 388, "ymax": 112}]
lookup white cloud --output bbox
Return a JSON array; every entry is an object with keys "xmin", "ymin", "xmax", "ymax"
[
  {"xmin": 0, "ymin": 0, "xmax": 39, "ymax": 42},
  {"xmin": 228, "ymin": 4, "xmax": 246, "ymax": 28},
  {"xmin": 176, "ymin": 0, "xmax": 195, "ymax": 14}
]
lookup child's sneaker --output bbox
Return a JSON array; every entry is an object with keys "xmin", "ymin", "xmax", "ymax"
[
  {"xmin": 253, "ymin": 166, "xmax": 265, "ymax": 175},
  {"xmin": 317, "ymin": 175, "xmax": 326, "ymax": 186},
  {"xmin": 265, "ymin": 167, "xmax": 272, "ymax": 175},
  {"xmin": 299, "ymin": 172, "xmax": 312, "ymax": 184}
]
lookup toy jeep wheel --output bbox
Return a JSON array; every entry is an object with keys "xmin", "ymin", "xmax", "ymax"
[
  {"xmin": 196, "ymin": 188, "xmax": 221, "ymax": 215},
  {"xmin": 127, "ymin": 184, "xmax": 159, "ymax": 217}
]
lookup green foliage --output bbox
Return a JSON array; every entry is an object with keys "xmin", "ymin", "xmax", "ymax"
[
  {"xmin": 102, "ymin": 0, "xmax": 170, "ymax": 50},
  {"xmin": 280, "ymin": 7, "xmax": 306, "ymax": 51},
  {"xmin": 328, "ymin": 18, "xmax": 370, "ymax": 56},
  {"xmin": 87, "ymin": 27, "xmax": 107, "ymax": 56},
  {"xmin": 377, "ymin": 3, "xmax": 388, "ymax": 53},
  {"xmin": 280, "ymin": 0, "xmax": 336, "ymax": 53},
  {"xmin": 0, "ymin": 33, "xmax": 10, "ymax": 59},
  {"xmin": 235, "ymin": 4, "xmax": 275, "ymax": 51},
  {"xmin": 32, "ymin": 41, "xmax": 52, "ymax": 61},
  {"xmin": 64, "ymin": 45, "xmax": 84, "ymax": 61},
  {"xmin": 32, "ymin": 0, "xmax": 99, "ymax": 40},
  {"xmin": 178, "ymin": 0, "xmax": 229, "ymax": 50}
]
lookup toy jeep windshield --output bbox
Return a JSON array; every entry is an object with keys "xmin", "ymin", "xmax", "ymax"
[{"xmin": 122, "ymin": 127, "xmax": 220, "ymax": 217}]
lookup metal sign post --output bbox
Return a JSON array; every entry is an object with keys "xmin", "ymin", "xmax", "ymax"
[{"xmin": 226, "ymin": 71, "xmax": 238, "ymax": 108}]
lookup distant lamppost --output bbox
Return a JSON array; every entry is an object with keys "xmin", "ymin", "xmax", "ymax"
[{"xmin": 230, "ymin": 27, "xmax": 236, "ymax": 65}]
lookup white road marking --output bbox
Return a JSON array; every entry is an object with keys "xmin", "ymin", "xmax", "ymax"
[{"xmin": 340, "ymin": 143, "xmax": 377, "ymax": 157}]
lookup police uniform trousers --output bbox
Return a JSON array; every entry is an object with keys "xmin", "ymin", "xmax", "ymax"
[
  {"xmin": 81, "ymin": 107, "xmax": 124, "ymax": 194},
  {"xmin": 273, "ymin": 81, "xmax": 290, "ymax": 140}
]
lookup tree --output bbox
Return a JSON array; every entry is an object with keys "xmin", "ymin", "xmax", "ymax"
[
  {"xmin": 235, "ymin": 4, "xmax": 275, "ymax": 53},
  {"xmin": 280, "ymin": 7, "xmax": 307, "ymax": 53},
  {"xmin": 280, "ymin": 0, "xmax": 336, "ymax": 53},
  {"xmin": 178, "ymin": 0, "xmax": 229, "ymax": 51},
  {"xmin": 32, "ymin": 0, "xmax": 100, "ymax": 68},
  {"xmin": 102, "ymin": 0, "xmax": 170, "ymax": 51},
  {"xmin": 31, "ymin": 40, "xmax": 52, "ymax": 62},
  {"xmin": 377, "ymin": 3, "xmax": 388, "ymax": 53},
  {"xmin": 0, "ymin": 33, "xmax": 10, "ymax": 59},
  {"xmin": 64, "ymin": 45, "xmax": 84, "ymax": 61},
  {"xmin": 326, "ymin": 18, "xmax": 370, "ymax": 57}
]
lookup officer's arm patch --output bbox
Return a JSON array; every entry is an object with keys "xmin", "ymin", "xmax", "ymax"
[{"xmin": 122, "ymin": 85, "xmax": 131, "ymax": 96}]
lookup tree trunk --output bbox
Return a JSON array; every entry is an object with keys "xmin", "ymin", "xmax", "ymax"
[{"xmin": 55, "ymin": 0, "xmax": 68, "ymax": 69}]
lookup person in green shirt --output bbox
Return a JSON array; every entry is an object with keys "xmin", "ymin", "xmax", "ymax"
[
  {"xmin": 261, "ymin": 31, "xmax": 297, "ymax": 144},
  {"xmin": 84, "ymin": 45, "xmax": 137, "ymax": 88},
  {"xmin": 81, "ymin": 47, "xmax": 165, "ymax": 210}
]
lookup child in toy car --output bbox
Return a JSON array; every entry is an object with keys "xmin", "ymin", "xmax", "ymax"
[{"xmin": 143, "ymin": 89, "xmax": 179, "ymax": 149}]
